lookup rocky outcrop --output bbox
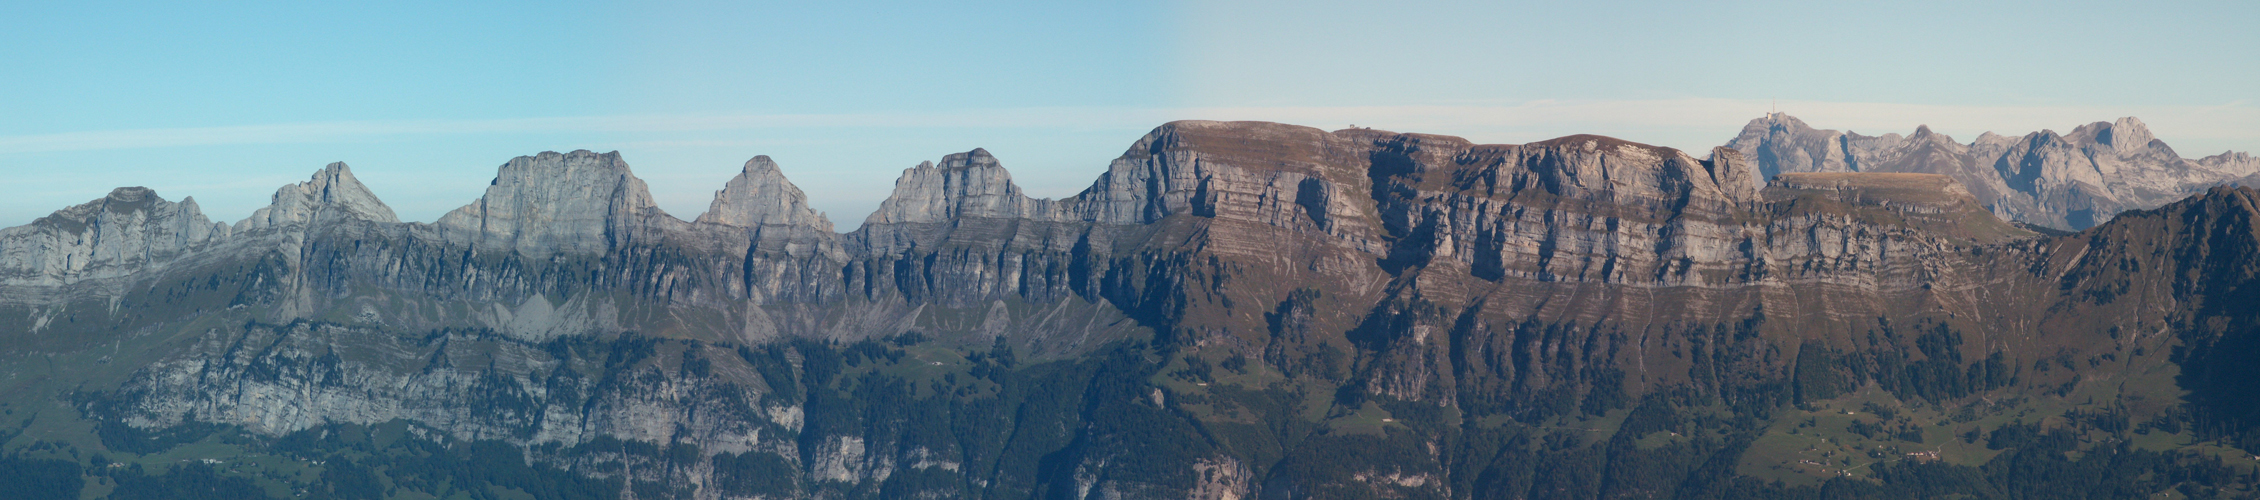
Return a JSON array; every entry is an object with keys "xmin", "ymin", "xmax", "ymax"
[{"xmin": 1725, "ymin": 113, "xmax": 2260, "ymax": 229}]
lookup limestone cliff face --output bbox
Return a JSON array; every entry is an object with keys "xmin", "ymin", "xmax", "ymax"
[
  {"xmin": 1367, "ymin": 133, "xmax": 1761, "ymax": 289},
  {"xmin": 1727, "ymin": 113, "xmax": 2260, "ymax": 230}
]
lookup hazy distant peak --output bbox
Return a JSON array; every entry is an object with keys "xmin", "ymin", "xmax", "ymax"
[{"xmin": 1728, "ymin": 113, "xmax": 2253, "ymax": 230}]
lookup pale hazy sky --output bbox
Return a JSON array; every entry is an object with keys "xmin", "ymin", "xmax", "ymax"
[{"xmin": 4, "ymin": 0, "xmax": 2255, "ymax": 229}]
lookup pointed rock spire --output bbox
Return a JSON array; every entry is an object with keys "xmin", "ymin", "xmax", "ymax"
[
  {"xmin": 433, "ymin": 150, "xmax": 665, "ymax": 256},
  {"xmin": 695, "ymin": 155, "xmax": 834, "ymax": 232},
  {"xmin": 238, "ymin": 162, "xmax": 398, "ymax": 231}
]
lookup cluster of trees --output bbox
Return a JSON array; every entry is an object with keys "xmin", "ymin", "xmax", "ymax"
[{"xmin": 1793, "ymin": 321, "xmax": 2016, "ymax": 405}]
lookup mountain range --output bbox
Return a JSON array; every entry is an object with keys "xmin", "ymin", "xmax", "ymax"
[
  {"xmin": 0, "ymin": 115, "xmax": 2258, "ymax": 499},
  {"xmin": 1727, "ymin": 113, "xmax": 2260, "ymax": 229}
]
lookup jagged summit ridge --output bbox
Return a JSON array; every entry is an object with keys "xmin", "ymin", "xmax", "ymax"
[
  {"xmin": 1728, "ymin": 113, "xmax": 2260, "ymax": 229},
  {"xmin": 433, "ymin": 150, "xmax": 666, "ymax": 256},
  {"xmin": 237, "ymin": 161, "xmax": 398, "ymax": 232}
]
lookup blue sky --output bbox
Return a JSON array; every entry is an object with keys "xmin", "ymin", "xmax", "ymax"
[{"xmin": 4, "ymin": 0, "xmax": 2255, "ymax": 228}]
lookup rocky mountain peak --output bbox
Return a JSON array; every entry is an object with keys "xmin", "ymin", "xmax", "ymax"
[
  {"xmin": 695, "ymin": 155, "xmax": 834, "ymax": 232},
  {"xmin": 1726, "ymin": 113, "xmax": 1855, "ymax": 180},
  {"xmin": 863, "ymin": 149, "xmax": 1058, "ymax": 225},
  {"xmin": 1731, "ymin": 113, "xmax": 2260, "ymax": 231},
  {"xmin": 1747, "ymin": 112, "xmax": 1818, "ymax": 136},
  {"xmin": 1899, "ymin": 125, "xmax": 1961, "ymax": 150},
  {"xmin": 2066, "ymin": 117, "xmax": 2158, "ymax": 155},
  {"xmin": 105, "ymin": 186, "xmax": 157, "ymax": 203},
  {"xmin": 43, "ymin": 187, "xmax": 171, "ymax": 229},
  {"xmin": 2106, "ymin": 117, "xmax": 2156, "ymax": 154},
  {"xmin": 237, "ymin": 162, "xmax": 398, "ymax": 232},
  {"xmin": 433, "ymin": 150, "xmax": 666, "ymax": 256},
  {"xmin": 945, "ymin": 148, "xmax": 1000, "ymax": 169},
  {"xmin": 0, "ymin": 187, "xmax": 227, "ymax": 286}
]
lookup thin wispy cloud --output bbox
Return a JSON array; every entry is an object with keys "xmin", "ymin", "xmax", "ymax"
[
  {"xmin": 17, "ymin": 99, "xmax": 2260, "ymax": 156},
  {"xmin": 8, "ymin": 100, "xmax": 2256, "ymax": 157},
  {"xmin": 1174, "ymin": 100, "xmax": 2260, "ymax": 155}
]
